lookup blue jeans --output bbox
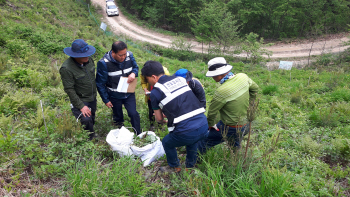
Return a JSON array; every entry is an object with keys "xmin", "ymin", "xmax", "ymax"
[
  {"xmin": 162, "ymin": 123, "xmax": 209, "ymax": 168},
  {"xmin": 109, "ymin": 93, "xmax": 141, "ymax": 135},
  {"xmin": 197, "ymin": 120, "xmax": 247, "ymax": 154}
]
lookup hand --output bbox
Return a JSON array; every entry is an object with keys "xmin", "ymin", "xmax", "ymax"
[
  {"xmin": 144, "ymin": 88, "xmax": 151, "ymax": 95},
  {"xmin": 80, "ymin": 106, "xmax": 91, "ymax": 117},
  {"xmin": 127, "ymin": 73, "xmax": 136, "ymax": 83},
  {"xmin": 209, "ymin": 124, "xmax": 219, "ymax": 131},
  {"xmin": 105, "ymin": 101, "xmax": 113, "ymax": 108},
  {"xmin": 162, "ymin": 113, "xmax": 167, "ymax": 118}
]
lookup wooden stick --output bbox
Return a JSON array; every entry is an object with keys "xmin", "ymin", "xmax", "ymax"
[{"xmin": 40, "ymin": 100, "xmax": 49, "ymax": 136}]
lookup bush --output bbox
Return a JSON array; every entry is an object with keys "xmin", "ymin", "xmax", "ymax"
[
  {"xmin": 262, "ymin": 85, "xmax": 278, "ymax": 95},
  {"xmin": 330, "ymin": 89, "xmax": 350, "ymax": 102},
  {"xmin": 298, "ymin": 136, "xmax": 322, "ymax": 157},
  {"xmin": 309, "ymin": 107, "xmax": 340, "ymax": 128}
]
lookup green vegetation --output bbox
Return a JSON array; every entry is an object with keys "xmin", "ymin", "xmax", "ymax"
[
  {"xmin": 118, "ymin": 0, "xmax": 350, "ymax": 39},
  {"xmin": 0, "ymin": 0, "xmax": 350, "ymax": 196}
]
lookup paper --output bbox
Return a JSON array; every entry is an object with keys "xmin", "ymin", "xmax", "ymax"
[
  {"xmin": 279, "ymin": 61, "xmax": 293, "ymax": 70},
  {"xmin": 116, "ymin": 77, "xmax": 137, "ymax": 93}
]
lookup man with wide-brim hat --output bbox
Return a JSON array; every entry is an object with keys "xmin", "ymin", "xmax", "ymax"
[
  {"xmin": 198, "ymin": 57, "xmax": 259, "ymax": 154},
  {"xmin": 60, "ymin": 39, "xmax": 97, "ymax": 140}
]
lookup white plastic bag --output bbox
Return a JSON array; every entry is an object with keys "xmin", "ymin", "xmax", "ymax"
[
  {"xmin": 130, "ymin": 131, "xmax": 165, "ymax": 167},
  {"xmin": 106, "ymin": 126, "xmax": 135, "ymax": 157}
]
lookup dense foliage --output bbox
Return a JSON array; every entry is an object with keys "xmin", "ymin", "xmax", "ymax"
[
  {"xmin": 0, "ymin": 0, "xmax": 350, "ymax": 196},
  {"xmin": 118, "ymin": 0, "xmax": 350, "ymax": 39}
]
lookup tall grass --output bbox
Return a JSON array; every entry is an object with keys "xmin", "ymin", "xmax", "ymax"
[{"xmin": 65, "ymin": 155, "xmax": 160, "ymax": 196}]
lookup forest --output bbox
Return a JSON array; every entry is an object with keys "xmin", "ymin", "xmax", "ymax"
[{"xmin": 119, "ymin": 0, "xmax": 350, "ymax": 40}]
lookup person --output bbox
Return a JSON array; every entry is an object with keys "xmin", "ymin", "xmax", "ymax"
[
  {"xmin": 141, "ymin": 66, "xmax": 170, "ymax": 130},
  {"xmin": 174, "ymin": 68, "xmax": 206, "ymax": 109},
  {"xmin": 198, "ymin": 57, "xmax": 259, "ymax": 154},
  {"xmin": 60, "ymin": 39, "xmax": 97, "ymax": 140},
  {"xmin": 96, "ymin": 41, "xmax": 141, "ymax": 135},
  {"xmin": 141, "ymin": 61, "xmax": 208, "ymax": 172}
]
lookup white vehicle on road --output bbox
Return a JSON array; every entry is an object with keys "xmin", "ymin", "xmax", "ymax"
[{"xmin": 106, "ymin": 1, "xmax": 119, "ymax": 16}]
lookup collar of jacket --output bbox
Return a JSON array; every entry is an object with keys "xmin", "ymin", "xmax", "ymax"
[
  {"xmin": 71, "ymin": 57, "xmax": 90, "ymax": 68},
  {"xmin": 107, "ymin": 51, "xmax": 122, "ymax": 64}
]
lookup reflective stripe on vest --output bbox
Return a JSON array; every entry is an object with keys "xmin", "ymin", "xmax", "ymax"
[
  {"xmin": 173, "ymin": 107, "xmax": 206, "ymax": 124},
  {"xmin": 154, "ymin": 81, "xmax": 189, "ymax": 109},
  {"xmin": 108, "ymin": 67, "xmax": 132, "ymax": 76},
  {"xmin": 168, "ymin": 126, "xmax": 175, "ymax": 132}
]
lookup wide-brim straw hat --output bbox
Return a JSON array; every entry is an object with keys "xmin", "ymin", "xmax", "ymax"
[{"xmin": 206, "ymin": 57, "xmax": 233, "ymax": 77}]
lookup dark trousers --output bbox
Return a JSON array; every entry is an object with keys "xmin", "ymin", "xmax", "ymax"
[
  {"xmin": 162, "ymin": 123, "xmax": 209, "ymax": 168},
  {"xmin": 147, "ymin": 99, "xmax": 155, "ymax": 125},
  {"xmin": 71, "ymin": 99, "xmax": 96, "ymax": 140},
  {"xmin": 110, "ymin": 93, "xmax": 141, "ymax": 135},
  {"xmin": 197, "ymin": 120, "xmax": 247, "ymax": 154}
]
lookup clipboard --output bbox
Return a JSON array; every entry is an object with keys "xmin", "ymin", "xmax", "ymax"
[{"xmin": 116, "ymin": 77, "xmax": 137, "ymax": 93}]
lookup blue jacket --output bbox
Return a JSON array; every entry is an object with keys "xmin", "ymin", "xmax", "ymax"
[
  {"xmin": 189, "ymin": 79, "xmax": 206, "ymax": 109},
  {"xmin": 96, "ymin": 51, "xmax": 139, "ymax": 103}
]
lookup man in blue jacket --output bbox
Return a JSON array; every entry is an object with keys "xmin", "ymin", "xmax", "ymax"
[
  {"xmin": 96, "ymin": 41, "xmax": 141, "ymax": 134},
  {"xmin": 174, "ymin": 69, "xmax": 206, "ymax": 109}
]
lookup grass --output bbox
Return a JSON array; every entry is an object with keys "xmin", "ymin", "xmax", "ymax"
[{"xmin": 0, "ymin": 0, "xmax": 350, "ymax": 196}]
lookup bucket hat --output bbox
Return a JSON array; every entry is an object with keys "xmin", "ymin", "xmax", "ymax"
[
  {"xmin": 63, "ymin": 39, "xmax": 96, "ymax": 58},
  {"xmin": 206, "ymin": 57, "xmax": 233, "ymax": 77},
  {"xmin": 174, "ymin": 68, "xmax": 193, "ymax": 82}
]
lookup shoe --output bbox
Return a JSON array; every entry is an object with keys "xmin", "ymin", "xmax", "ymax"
[
  {"xmin": 114, "ymin": 122, "xmax": 124, "ymax": 128},
  {"xmin": 159, "ymin": 166, "xmax": 181, "ymax": 173}
]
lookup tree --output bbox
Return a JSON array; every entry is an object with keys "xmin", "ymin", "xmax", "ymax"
[{"xmin": 239, "ymin": 32, "xmax": 272, "ymax": 64}]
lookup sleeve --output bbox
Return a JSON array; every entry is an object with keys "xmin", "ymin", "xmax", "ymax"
[
  {"xmin": 248, "ymin": 78, "xmax": 259, "ymax": 103},
  {"xmin": 140, "ymin": 75, "xmax": 148, "ymax": 90},
  {"xmin": 150, "ymin": 89, "xmax": 161, "ymax": 110},
  {"xmin": 206, "ymin": 95, "xmax": 226, "ymax": 126},
  {"xmin": 192, "ymin": 80, "xmax": 206, "ymax": 109},
  {"xmin": 163, "ymin": 66, "xmax": 170, "ymax": 76},
  {"xmin": 129, "ymin": 52, "xmax": 139, "ymax": 77},
  {"xmin": 59, "ymin": 67, "xmax": 85, "ymax": 109},
  {"xmin": 95, "ymin": 61, "xmax": 110, "ymax": 103}
]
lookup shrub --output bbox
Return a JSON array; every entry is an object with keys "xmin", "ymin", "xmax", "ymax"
[
  {"xmin": 298, "ymin": 136, "xmax": 323, "ymax": 157},
  {"xmin": 262, "ymin": 85, "xmax": 278, "ymax": 95},
  {"xmin": 290, "ymin": 92, "xmax": 301, "ymax": 104},
  {"xmin": 331, "ymin": 138, "xmax": 350, "ymax": 160},
  {"xmin": 309, "ymin": 107, "xmax": 340, "ymax": 128},
  {"xmin": 330, "ymin": 89, "xmax": 350, "ymax": 102}
]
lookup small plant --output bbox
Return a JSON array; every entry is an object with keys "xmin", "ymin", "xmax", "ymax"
[
  {"xmin": 133, "ymin": 132, "xmax": 157, "ymax": 147},
  {"xmin": 290, "ymin": 92, "xmax": 302, "ymax": 104},
  {"xmin": 262, "ymin": 85, "xmax": 278, "ymax": 95},
  {"xmin": 309, "ymin": 105, "xmax": 340, "ymax": 128}
]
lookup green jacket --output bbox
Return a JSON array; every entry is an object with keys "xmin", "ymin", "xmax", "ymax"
[
  {"xmin": 59, "ymin": 57, "xmax": 97, "ymax": 110},
  {"xmin": 207, "ymin": 73, "xmax": 259, "ymax": 126}
]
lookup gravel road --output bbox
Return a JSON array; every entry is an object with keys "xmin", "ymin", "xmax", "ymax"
[{"xmin": 93, "ymin": 0, "xmax": 350, "ymax": 66}]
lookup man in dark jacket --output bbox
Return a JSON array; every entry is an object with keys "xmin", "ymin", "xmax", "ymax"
[
  {"xmin": 60, "ymin": 39, "xmax": 97, "ymax": 140},
  {"xmin": 142, "ymin": 61, "xmax": 208, "ymax": 173},
  {"xmin": 174, "ymin": 69, "xmax": 206, "ymax": 109},
  {"xmin": 96, "ymin": 41, "xmax": 141, "ymax": 134}
]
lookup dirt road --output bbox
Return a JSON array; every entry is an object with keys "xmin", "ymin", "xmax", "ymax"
[{"xmin": 94, "ymin": 0, "xmax": 350, "ymax": 63}]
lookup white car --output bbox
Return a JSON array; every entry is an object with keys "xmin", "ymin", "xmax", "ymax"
[{"xmin": 106, "ymin": 2, "xmax": 119, "ymax": 16}]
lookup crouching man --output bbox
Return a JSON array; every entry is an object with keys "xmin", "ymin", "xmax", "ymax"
[
  {"xmin": 198, "ymin": 57, "xmax": 259, "ymax": 154},
  {"xmin": 141, "ymin": 61, "xmax": 208, "ymax": 172}
]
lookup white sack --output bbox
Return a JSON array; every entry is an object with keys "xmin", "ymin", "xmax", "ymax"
[
  {"xmin": 130, "ymin": 131, "xmax": 165, "ymax": 167},
  {"xmin": 106, "ymin": 126, "xmax": 135, "ymax": 157}
]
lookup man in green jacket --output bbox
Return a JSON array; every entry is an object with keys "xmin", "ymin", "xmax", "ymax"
[
  {"xmin": 198, "ymin": 57, "xmax": 259, "ymax": 154},
  {"xmin": 60, "ymin": 39, "xmax": 97, "ymax": 140}
]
